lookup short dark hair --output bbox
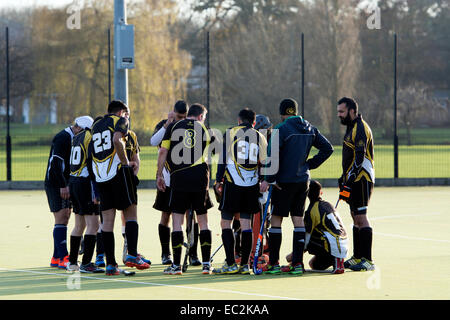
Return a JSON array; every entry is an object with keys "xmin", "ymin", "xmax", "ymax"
[
  {"xmin": 187, "ymin": 103, "xmax": 207, "ymax": 117},
  {"xmin": 308, "ymin": 180, "xmax": 322, "ymax": 202},
  {"xmin": 174, "ymin": 100, "xmax": 188, "ymax": 114},
  {"xmin": 108, "ymin": 100, "xmax": 128, "ymax": 114},
  {"xmin": 238, "ymin": 108, "xmax": 256, "ymax": 125},
  {"xmin": 338, "ymin": 97, "xmax": 358, "ymax": 114}
]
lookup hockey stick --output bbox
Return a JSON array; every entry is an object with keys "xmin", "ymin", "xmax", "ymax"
[
  {"xmin": 182, "ymin": 207, "xmax": 195, "ymax": 272},
  {"xmin": 253, "ymin": 185, "xmax": 273, "ymax": 275},
  {"xmin": 209, "ymin": 227, "xmax": 241, "ymax": 265}
]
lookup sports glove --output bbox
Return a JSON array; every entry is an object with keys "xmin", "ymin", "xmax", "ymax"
[{"xmin": 339, "ymin": 185, "xmax": 351, "ymax": 202}]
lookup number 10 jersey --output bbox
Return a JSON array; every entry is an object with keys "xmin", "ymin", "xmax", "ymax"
[{"xmin": 90, "ymin": 114, "xmax": 129, "ymax": 183}]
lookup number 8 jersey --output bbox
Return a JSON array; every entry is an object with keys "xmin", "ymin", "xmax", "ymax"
[{"xmin": 90, "ymin": 114, "xmax": 129, "ymax": 182}]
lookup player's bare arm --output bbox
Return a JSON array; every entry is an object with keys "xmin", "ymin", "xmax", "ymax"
[{"xmin": 156, "ymin": 147, "xmax": 168, "ymax": 191}]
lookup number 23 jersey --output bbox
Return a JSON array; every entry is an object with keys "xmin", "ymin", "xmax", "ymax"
[{"xmin": 90, "ymin": 114, "xmax": 129, "ymax": 183}]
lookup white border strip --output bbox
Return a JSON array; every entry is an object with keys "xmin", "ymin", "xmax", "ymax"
[{"xmin": 0, "ymin": 268, "xmax": 300, "ymax": 300}]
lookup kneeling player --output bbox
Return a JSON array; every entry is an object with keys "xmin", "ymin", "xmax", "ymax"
[{"xmin": 285, "ymin": 180, "xmax": 347, "ymax": 274}]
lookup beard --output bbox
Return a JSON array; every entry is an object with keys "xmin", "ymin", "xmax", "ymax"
[{"xmin": 340, "ymin": 113, "xmax": 352, "ymax": 125}]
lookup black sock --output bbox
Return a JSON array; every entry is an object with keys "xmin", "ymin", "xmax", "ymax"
[
  {"xmin": 101, "ymin": 231, "xmax": 116, "ymax": 266},
  {"xmin": 233, "ymin": 220, "xmax": 241, "ymax": 256},
  {"xmin": 171, "ymin": 231, "xmax": 183, "ymax": 266},
  {"xmin": 159, "ymin": 224, "xmax": 171, "ymax": 255},
  {"xmin": 69, "ymin": 235, "xmax": 81, "ymax": 265},
  {"xmin": 268, "ymin": 227, "xmax": 282, "ymax": 265},
  {"xmin": 199, "ymin": 229, "xmax": 212, "ymax": 263},
  {"xmin": 353, "ymin": 226, "xmax": 361, "ymax": 259},
  {"xmin": 292, "ymin": 227, "xmax": 306, "ymax": 265},
  {"xmin": 96, "ymin": 232, "xmax": 104, "ymax": 255},
  {"xmin": 189, "ymin": 223, "xmax": 199, "ymax": 257},
  {"xmin": 81, "ymin": 234, "xmax": 96, "ymax": 265},
  {"xmin": 359, "ymin": 227, "xmax": 373, "ymax": 261},
  {"xmin": 240, "ymin": 230, "xmax": 253, "ymax": 266},
  {"xmin": 222, "ymin": 228, "xmax": 235, "ymax": 266},
  {"xmin": 125, "ymin": 221, "xmax": 139, "ymax": 257},
  {"xmin": 54, "ymin": 224, "xmax": 68, "ymax": 259}
]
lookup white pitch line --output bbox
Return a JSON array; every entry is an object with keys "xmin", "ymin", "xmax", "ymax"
[
  {"xmin": 0, "ymin": 268, "xmax": 300, "ymax": 300},
  {"xmin": 373, "ymin": 232, "xmax": 450, "ymax": 243}
]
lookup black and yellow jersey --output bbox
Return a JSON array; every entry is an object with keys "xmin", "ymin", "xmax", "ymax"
[
  {"xmin": 125, "ymin": 130, "xmax": 140, "ymax": 161},
  {"xmin": 216, "ymin": 123, "xmax": 267, "ymax": 187},
  {"xmin": 342, "ymin": 114, "xmax": 375, "ymax": 184},
  {"xmin": 304, "ymin": 199, "xmax": 348, "ymax": 258},
  {"xmin": 90, "ymin": 114, "xmax": 129, "ymax": 183},
  {"xmin": 70, "ymin": 129, "xmax": 92, "ymax": 178},
  {"xmin": 161, "ymin": 119, "xmax": 210, "ymax": 191}
]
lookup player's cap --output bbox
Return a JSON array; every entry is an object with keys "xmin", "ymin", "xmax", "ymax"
[
  {"xmin": 75, "ymin": 116, "xmax": 94, "ymax": 129},
  {"xmin": 279, "ymin": 98, "xmax": 298, "ymax": 116},
  {"xmin": 254, "ymin": 114, "xmax": 272, "ymax": 130}
]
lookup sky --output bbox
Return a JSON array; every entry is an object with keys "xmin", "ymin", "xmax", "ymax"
[{"xmin": 0, "ymin": 0, "xmax": 75, "ymax": 9}]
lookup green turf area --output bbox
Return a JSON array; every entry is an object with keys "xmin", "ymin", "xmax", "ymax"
[
  {"xmin": 1, "ymin": 187, "xmax": 449, "ymax": 300},
  {"xmin": 0, "ymin": 144, "xmax": 449, "ymax": 181}
]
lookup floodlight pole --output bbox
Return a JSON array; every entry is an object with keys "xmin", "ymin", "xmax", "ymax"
[
  {"xmin": 301, "ymin": 33, "xmax": 305, "ymax": 118},
  {"xmin": 114, "ymin": 0, "xmax": 128, "ymax": 105},
  {"xmin": 6, "ymin": 27, "xmax": 11, "ymax": 181},
  {"xmin": 108, "ymin": 27, "xmax": 111, "ymax": 104},
  {"xmin": 206, "ymin": 31, "xmax": 210, "ymax": 128},
  {"xmin": 394, "ymin": 33, "xmax": 399, "ymax": 179}
]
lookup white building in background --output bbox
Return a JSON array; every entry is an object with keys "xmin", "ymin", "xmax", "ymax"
[{"xmin": 22, "ymin": 98, "xmax": 30, "ymax": 124}]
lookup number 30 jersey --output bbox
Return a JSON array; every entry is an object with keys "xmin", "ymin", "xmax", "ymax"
[
  {"xmin": 218, "ymin": 123, "xmax": 267, "ymax": 187},
  {"xmin": 90, "ymin": 114, "xmax": 129, "ymax": 182}
]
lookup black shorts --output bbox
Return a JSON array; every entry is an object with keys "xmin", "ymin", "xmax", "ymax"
[
  {"xmin": 271, "ymin": 181, "xmax": 309, "ymax": 217},
  {"xmin": 97, "ymin": 166, "xmax": 138, "ymax": 211},
  {"xmin": 219, "ymin": 182, "xmax": 261, "ymax": 215},
  {"xmin": 307, "ymin": 239, "xmax": 334, "ymax": 270},
  {"xmin": 169, "ymin": 189, "xmax": 213, "ymax": 215},
  {"xmin": 69, "ymin": 177, "xmax": 98, "ymax": 216},
  {"xmin": 153, "ymin": 186, "xmax": 172, "ymax": 213},
  {"xmin": 45, "ymin": 184, "xmax": 71, "ymax": 213},
  {"xmin": 349, "ymin": 177, "xmax": 374, "ymax": 215}
]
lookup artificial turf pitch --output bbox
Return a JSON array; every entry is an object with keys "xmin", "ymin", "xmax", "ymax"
[{"xmin": 0, "ymin": 187, "xmax": 449, "ymax": 300}]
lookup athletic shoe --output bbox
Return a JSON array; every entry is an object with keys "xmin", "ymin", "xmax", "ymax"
[
  {"xmin": 50, "ymin": 257, "xmax": 60, "ymax": 268},
  {"xmin": 163, "ymin": 264, "xmax": 182, "ymax": 275},
  {"xmin": 95, "ymin": 254, "xmax": 105, "ymax": 267},
  {"xmin": 202, "ymin": 263, "xmax": 211, "ymax": 275},
  {"xmin": 80, "ymin": 262, "xmax": 105, "ymax": 273},
  {"xmin": 344, "ymin": 256, "xmax": 361, "ymax": 269},
  {"xmin": 212, "ymin": 262, "xmax": 239, "ymax": 275},
  {"xmin": 66, "ymin": 262, "xmax": 79, "ymax": 273},
  {"xmin": 263, "ymin": 264, "xmax": 281, "ymax": 275},
  {"xmin": 349, "ymin": 258, "xmax": 375, "ymax": 271},
  {"xmin": 331, "ymin": 258, "xmax": 345, "ymax": 274},
  {"xmin": 189, "ymin": 255, "xmax": 202, "ymax": 266},
  {"xmin": 124, "ymin": 255, "xmax": 150, "ymax": 270},
  {"xmin": 58, "ymin": 255, "xmax": 70, "ymax": 269},
  {"xmin": 161, "ymin": 253, "xmax": 173, "ymax": 265},
  {"xmin": 105, "ymin": 264, "xmax": 120, "ymax": 276},
  {"xmin": 238, "ymin": 264, "xmax": 250, "ymax": 275},
  {"xmin": 280, "ymin": 264, "xmax": 293, "ymax": 273},
  {"xmin": 138, "ymin": 254, "xmax": 151, "ymax": 265},
  {"xmin": 289, "ymin": 263, "xmax": 304, "ymax": 275}
]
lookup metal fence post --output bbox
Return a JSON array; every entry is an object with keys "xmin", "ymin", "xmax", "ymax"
[
  {"xmin": 394, "ymin": 33, "xmax": 399, "ymax": 179},
  {"xmin": 6, "ymin": 27, "xmax": 12, "ymax": 181}
]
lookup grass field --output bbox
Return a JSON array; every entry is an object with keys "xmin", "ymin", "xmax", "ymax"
[
  {"xmin": 1, "ymin": 187, "xmax": 449, "ymax": 300},
  {"xmin": 0, "ymin": 144, "xmax": 449, "ymax": 181},
  {"xmin": 1, "ymin": 123, "xmax": 449, "ymax": 180}
]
